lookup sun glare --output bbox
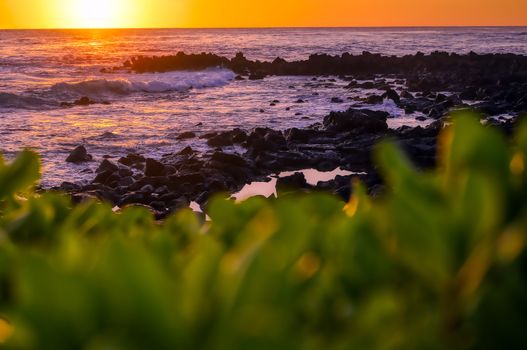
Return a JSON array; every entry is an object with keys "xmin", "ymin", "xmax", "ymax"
[{"xmin": 65, "ymin": 0, "xmax": 127, "ymax": 28}]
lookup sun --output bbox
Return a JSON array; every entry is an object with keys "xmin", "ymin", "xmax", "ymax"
[{"xmin": 66, "ymin": 0, "xmax": 126, "ymax": 28}]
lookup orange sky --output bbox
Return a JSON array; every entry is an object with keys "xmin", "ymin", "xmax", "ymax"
[{"xmin": 1, "ymin": 0, "xmax": 526, "ymax": 29}]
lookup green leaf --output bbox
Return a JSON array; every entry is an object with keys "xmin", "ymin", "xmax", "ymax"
[{"xmin": 0, "ymin": 150, "xmax": 40, "ymax": 200}]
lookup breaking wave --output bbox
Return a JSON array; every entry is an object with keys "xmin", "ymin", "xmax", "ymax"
[
  {"xmin": 50, "ymin": 69, "xmax": 236, "ymax": 97},
  {"xmin": 0, "ymin": 69, "xmax": 236, "ymax": 110}
]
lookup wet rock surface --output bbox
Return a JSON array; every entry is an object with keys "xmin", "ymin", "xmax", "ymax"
[
  {"xmin": 66, "ymin": 145, "xmax": 93, "ymax": 163},
  {"xmin": 323, "ymin": 109, "xmax": 389, "ymax": 133},
  {"xmin": 55, "ymin": 107, "xmax": 433, "ymax": 216},
  {"xmin": 57, "ymin": 109, "xmax": 519, "ymax": 218},
  {"xmin": 107, "ymin": 51, "xmax": 527, "ymax": 123},
  {"xmin": 117, "ymin": 52, "xmax": 527, "ymax": 81},
  {"xmin": 60, "ymin": 96, "xmax": 107, "ymax": 107},
  {"xmin": 56, "ymin": 51, "xmax": 527, "ymax": 217}
]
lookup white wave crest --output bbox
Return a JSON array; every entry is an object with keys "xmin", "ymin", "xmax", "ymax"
[{"xmin": 50, "ymin": 69, "xmax": 236, "ymax": 97}]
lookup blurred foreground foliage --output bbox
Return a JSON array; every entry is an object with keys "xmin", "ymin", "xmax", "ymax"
[{"xmin": 0, "ymin": 114, "xmax": 527, "ymax": 349}]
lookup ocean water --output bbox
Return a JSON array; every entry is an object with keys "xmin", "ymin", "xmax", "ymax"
[{"xmin": 0, "ymin": 27, "xmax": 526, "ymax": 186}]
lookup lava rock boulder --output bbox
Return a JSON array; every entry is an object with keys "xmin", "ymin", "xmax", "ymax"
[{"xmin": 66, "ymin": 145, "xmax": 93, "ymax": 163}]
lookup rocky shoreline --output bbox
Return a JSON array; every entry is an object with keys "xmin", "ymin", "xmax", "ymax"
[
  {"xmin": 53, "ymin": 51, "xmax": 526, "ymax": 218},
  {"xmin": 55, "ymin": 108, "xmax": 515, "ymax": 219},
  {"xmin": 109, "ymin": 51, "xmax": 527, "ymax": 117},
  {"xmin": 56, "ymin": 109, "xmax": 411, "ymax": 217}
]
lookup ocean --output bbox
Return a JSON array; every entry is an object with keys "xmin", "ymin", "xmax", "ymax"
[{"xmin": 0, "ymin": 27, "xmax": 526, "ymax": 186}]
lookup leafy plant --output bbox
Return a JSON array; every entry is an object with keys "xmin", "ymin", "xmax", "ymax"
[{"xmin": 0, "ymin": 114, "xmax": 526, "ymax": 349}]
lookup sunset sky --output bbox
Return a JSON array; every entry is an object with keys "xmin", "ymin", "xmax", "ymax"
[{"xmin": 1, "ymin": 0, "xmax": 526, "ymax": 29}]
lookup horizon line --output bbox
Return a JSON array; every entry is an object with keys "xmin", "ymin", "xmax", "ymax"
[{"xmin": 1, "ymin": 25, "xmax": 527, "ymax": 31}]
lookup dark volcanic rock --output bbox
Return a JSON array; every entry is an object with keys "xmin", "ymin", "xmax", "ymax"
[
  {"xmin": 66, "ymin": 145, "xmax": 93, "ymax": 163},
  {"xmin": 364, "ymin": 95, "xmax": 384, "ymax": 104},
  {"xmin": 129, "ymin": 176, "xmax": 169, "ymax": 191},
  {"xmin": 317, "ymin": 175, "xmax": 354, "ymax": 200},
  {"xmin": 113, "ymin": 52, "xmax": 527, "ymax": 121},
  {"xmin": 276, "ymin": 173, "xmax": 311, "ymax": 196},
  {"xmin": 118, "ymin": 167, "xmax": 133, "ymax": 177},
  {"xmin": 118, "ymin": 153, "xmax": 145, "ymax": 167},
  {"xmin": 176, "ymin": 131, "xmax": 196, "ymax": 140},
  {"xmin": 210, "ymin": 151, "xmax": 248, "ymax": 168},
  {"xmin": 167, "ymin": 172, "xmax": 205, "ymax": 193},
  {"xmin": 96, "ymin": 159, "xmax": 119, "ymax": 174},
  {"xmin": 277, "ymin": 173, "xmax": 308, "ymax": 188},
  {"xmin": 59, "ymin": 181, "xmax": 81, "ymax": 192},
  {"xmin": 177, "ymin": 146, "xmax": 196, "ymax": 156},
  {"xmin": 74, "ymin": 50, "xmax": 527, "ymax": 215},
  {"xmin": 284, "ymin": 128, "xmax": 327, "ymax": 144},
  {"xmin": 118, "ymin": 176, "xmax": 134, "ymax": 187},
  {"xmin": 93, "ymin": 170, "xmax": 114, "ymax": 185},
  {"xmin": 119, "ymin": 192, "xmax": 148, "ymax": 207},
  {"xmin": 120, "ymin": 52, "xmax": 527, "ymax": 91},
  {"xmin": 207, "ymin": 128, "xmax": 247, "ymax": 147},
  {"xmin": 383, "ymin": 89, "xmax": 400, "ymax": 103},
  {"xmin": 69, "ymin": 109, "xmax": 454, "ymax": 215},
  {"xmin": 110, "ymin": 51, "xmax": 527, "ymax": 121},
  {"xmin": 145, "ymin": 158, "xmax": 166, "ymax": 177},
  {"xmin": 398, "ymin": 97, "xmax": 436, "ymax": 114},
  {"xmin": 323, "ymin": 109, "xmax": 389, "ymax": 133},
  {"xmin": 249, "ymin": 72, "xmax": 266, "ymax": 80},
  {"xmin": 400, "ymin": 90, "xmax": 414, "ymax": 99},
  {"xmin": 246, "ymin": 128, "xmax": 287, "ymax": 155},
  {"xmin": 123, "ymin": 52, "xmax": 230, "ymax": 73},
  {"xmin": 74, "ymin": 96, "xmax": 96, "ymax": 106},
  {"xmin": 168, "ymin": 196, "xmax": 190, "ymax": 212},
  {"xmin": 428, "ymin": 108, "xmax": 445, "ymax": 119}
]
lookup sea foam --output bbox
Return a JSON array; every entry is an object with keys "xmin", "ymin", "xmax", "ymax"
[{"xmin": 50, "ymin": 69, "xmax": 236, "ymax": 97}]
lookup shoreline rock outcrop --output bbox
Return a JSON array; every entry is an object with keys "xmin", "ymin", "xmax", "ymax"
[{"xmin": 56, "ymin": 51, "xmax": 527, "ymax": 217}]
